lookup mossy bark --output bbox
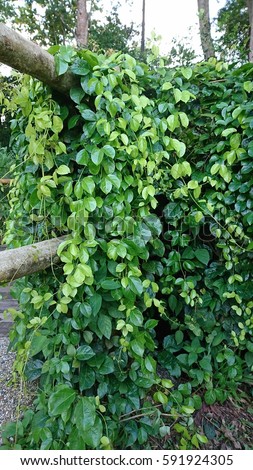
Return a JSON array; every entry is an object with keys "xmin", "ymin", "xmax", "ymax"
[
  {"xmin": 0, "ymin": 237, "xmax": 66, "ymax": 282},
  {"xmin": 0, "ymin": 23, "xmax": 78, "ymax": 93}
]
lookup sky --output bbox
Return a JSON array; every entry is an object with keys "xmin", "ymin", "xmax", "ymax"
[{"xmin": 102, "ymin": 0, "xmax": 227, "ymax": 57}]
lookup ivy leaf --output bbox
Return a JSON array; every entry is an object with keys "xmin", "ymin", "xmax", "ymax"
[
  {"xmin": 29, "ymin": 336, "xmax": 47, "ymax": 357},
  {"xmin": 52, "ymin": 116, "xmax": 63, "ymax": 133},
  {"xmin": 83, "ymin": 416, "xmax": 103, "ymax": 448},
  {"xmin": 171, "ymin": 163, "xmax": 182, "ymax": 179},
  {"xmin": 80, "ymin": 109, "xmax": 97, "ymax": 121},
  {"xmin": 101, "ymin": 177, "xmax": 113, "ymax": 194},
  {"xmin": 68, "ymin": 115, "xmax": 80, "ymax": 129},
  {"xmin": 83, "ymin": 197, "xmax": 97, "ymax": 212},
  {"xmin": 48, "ymin": 386, "xmax": 76, "ymax": 416},
  {"xmin": 204, "ymin": 390, "xmax": 217, "ymax": 405},
  {"xmin": 162, "ymin": 81, "xmax": 173, "ymax": 90},
  {"xmin": 56, "ymin": 164, "xmax": 70, "ymax": 175},
  {"xmin": 99, "ymin": 356, "xmax": 115, "ymax": 374},
  {"xmin": 91, "ymin": 148, "xmax": 104, "ymax": 165},
  {"xmin": 222, "ymin": 128, "xmax": 237, "ymax": 137},
  {"xmin": 174, "ymin": 88, "xmax": 182, "ymax": 103},
  {"xmin": 98, "ymin": 314, "xmax": 112, "ymax": 339},
  {"xmin": 68, "ymin": 428, "xmax": 85, "ymax": 450},
  {"xmin": 79, "ymin": 366, "xmax": 96, "ymax": 391},
  {"xmin": 103, "ymin": 145, "xmax": 115, "ymax": 158},
  {"xmin": 181, "ymin": 67, "xmax": 192, "ymax": 80},
  {"xmin": 76, "ymin": 149, "xmax": 89, "ymax": 165},
  {"xmin": 82, "ymin": 176, "xmax": 95, "ymax": 194},
  {"xmin": 55, "ymin": 56, "xmax": 68, "ymax": 75},
  {"xmin": 128, "ymin": 277, "xmax": 143, "ymax": 295},
  {"xmin": 195, "ymin": 249, "xmax": 210, "ymax": 265},
  {"xmin": 76, "ymin": 345, "xmax": 95, "ymax": 361},
  {"xmin": 144, "ymin": 356, "xmax": 156, "ymax": 372},
  {"xmin": 199, "ymin": 356, "xmax": 212, "ymax": 373},
  {"xmin": 74, "ymin": 397, "xmax": 96, "ymax": 432},
  {"xmin": 101, "ymin": 279, "xmax": 121, "ymax": 290},
  {"xmin": 107, "ymin": 174, "xmax": 121, "ymax": 189},
  {"xmin": 179, "ymin": 112, "xmax": 189, "ymax": 128},
  {"xmin": 131, "ymin": 338, "xmax": 145, "ymax": 357},
  {"xmin": 171, "ymin": 138, "xmax": 186, "ymax": 157},
  {"xmin": 70, "ymin": 87, "xmax": 85, "ymax": 104},
  {"xmin": 243, "ymin": 81, "xmax": 253, "ymax": 92},
  {"xmin": 89, "ymin": 293, "xmax": 102, "ymax": 315}
]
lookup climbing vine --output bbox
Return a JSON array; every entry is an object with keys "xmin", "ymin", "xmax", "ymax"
[{"xmin": 1, "ymin": 48, "xmax": 253, "ymax": 449}]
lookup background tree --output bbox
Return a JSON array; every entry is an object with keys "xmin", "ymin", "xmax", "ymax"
[
  {"xmin": 0, "ymin": 0, "xmax": 137, "ymax": 52},
  {"xmin": 13, "ymin": 0, "xmax": 77, "ymax": 46},
  {"xmin": 89, "ymin": 4, "xmax": 138, "ymax": 53},
  {"xmin": 0, "ymin": 0, "xmax": 15, "ymax": 23},
  {"xmin": 247, "ymin": 0, "xmax": 253, "ymax": 61},
  {"xmin": 197, "ymin": 0, "xmax": 215, "ymax": 59},
  {"xmin": 215, "ymin": 0, "xmax": 249, "ymax": 63},
  {"xmin": 76, "ymin": 0, "xmax": 89, "ymax": 47}
]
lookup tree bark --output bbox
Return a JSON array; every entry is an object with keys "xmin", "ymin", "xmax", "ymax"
[
  {"xmin": 247, "ymin": 0, "xmax": 253, "ymax": 61},
  {"xmin": 0, "ymin": 237, "xmax": 66, "ymax": 283},
  {"xmin": 197, "ymin": 0, "xmax": 215, "ymax": 60},
  {"xmin": 76, "ymin": 0, "xmax": 89, "ymax": 48},
  {"xmin": 0, "ymin": 179, "xmax": 12, "ymax": 185},
  {"xmin": 0, "ymin": 23, "xmax": 78, "ymax": 94}
]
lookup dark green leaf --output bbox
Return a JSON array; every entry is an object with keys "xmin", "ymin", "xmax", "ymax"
[
  {"xmin": 101, "ymin": 279, "xmax": 121, "ymax": 290},
  {"xmin": 70, "ymin": 87, "xmax": 85, "ymax": 104},
  {"xmin": 90, "ymin": 293, "xmax": 102, "ymax": 315},
  {"xmin": 80, "ymin": 109, "xmax": 97, "ymax": 121},
  {"xmin": 99, "ymin": 356, "xmax": 115, "ymax": 374},
  {"xmin": 74, "ymin": 397, "xmax": 96, "ymax": 432},
  {"xmin": 195, "ymin": 249, "xmax": 210, "ymax": 265},
  {"xmin": 79, "ymin": 366, "xmax": 96, "ymax": 391},
  {"xmin": 128, "ymin": 277, "xmax": 143, "ymax": 295},
  {"xmin": 48, "ymin": 386, "xmax": 76, "ymax": 416},
  {"xmin": 98, "ymin": 313, "xmax": 112, "ymax": 339},
  {"xmin": 76, "ymin": 345, "xmax": 95, "ymax": 361},
  {"xmin": 83, "ymin": 416, "xmax": 103, "ymax": 448}
]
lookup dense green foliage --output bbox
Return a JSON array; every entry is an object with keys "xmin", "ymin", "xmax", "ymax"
[
  {"xmin": 1, "ymin": 49, "xmax": 253, "ymax": 450},
  {"xmin": 0, "ymin": 147, "xmax": 12, "ymax": 239},
  {"xmin": 0, "ymin": 76, "xmax": 15, "ymax": 240}
]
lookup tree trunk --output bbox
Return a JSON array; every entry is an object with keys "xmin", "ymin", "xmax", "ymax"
[
  {"xmin": 76, "ymin": 0, "xmax": 89, "ymax": 48},
  {"xmin": 248, "ymin": 0, "xmax": 253, "ymax": 61},
  {"xmin": 197, "ymin": 0, "xmax": 215, "ymax": 60},
  {"xmin": 0, "ymin": 237, "xmax": 66, "ymax": 283},
  {"xmin": 141, "ymin": 0, "xmax": 146, "ymax": 53},
  {"xmin": 0, "ymin": 23, "xmax": 78, "ymax": 94}
]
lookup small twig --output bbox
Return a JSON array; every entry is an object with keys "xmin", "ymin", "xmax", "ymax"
[
  {"xmin": 120, "ymin": 403, "xmax": 162, "ymax": 419},
  {"xmin": 209, "ymin": 79, "xmax": 227, "ymax": 83},
  {"xmin": 120, "ymin": 410, "xmax": 159, "ymax": 423}
]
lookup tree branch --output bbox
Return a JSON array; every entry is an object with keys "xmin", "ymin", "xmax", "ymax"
[
  {"xmin": 0, "ymin": 236, "xmax": 66, "ymax": 283},
  {"xmin": 0, "ymin": 179, "xmax": 12, "ymax": 185},
  {"xmin": 0, "ymin": 23, "xmax": 78, "ymax": 93}
]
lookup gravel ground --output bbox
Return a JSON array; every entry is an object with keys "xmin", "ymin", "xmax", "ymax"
[{"xmin": 0, "ymin": 337, "xmax": 36, "ymax": 443}]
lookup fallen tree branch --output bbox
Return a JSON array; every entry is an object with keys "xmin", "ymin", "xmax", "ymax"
[
  {"xmin": 0, "ymin": 23, "xmax": 78, "ymax": 94},
  {"xmin": 0, "ymin": 236, "xmax": 66, "ymax": 283},
  {"xmin": 0, "ymin": 178, "xmax": 12, "ymax": 185}
]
